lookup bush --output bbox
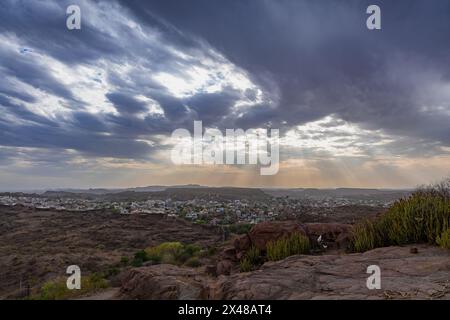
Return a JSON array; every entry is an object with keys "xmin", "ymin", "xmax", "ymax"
[
  {"xmin": 120, "ymin": 256, "xmax": 129, "ymax": 266},
  {"xmin": 30, "ymin": 273, "xmax": 108, "ymax": 300},
  {"xmin": 185, "ymin": 257, "xmax": 202, "ymax": 268},
  {"xmin": 350, "ymin": 179, "xmax": 450, "ymax": 252},
  {"xmin": 436, "ymin": 229, "xmax": 450, "ymax": 250},
  {"xmin": 351, "ymin": 219, "xmax": 383, "ymax": 253},
  {"xmin": 131, "ymin": 242, "xmax": 206, "ymax": 267},
  {"xmin": 266, "ymin": 233, "xmax": 310, "ymax": 261},
  {"xmin": 207, "ymin": 247, "xmax": 217, "ymax": 256},
  {"xmin": 131, "ymin": 250, "xmax": 149, "ymax": 267},
  {"xmin": 238, "ymin": 246, "xmax": 263, "ymax": 272},
  {"xmin": 245, "ymin": 246, "xmax": 262, "ymax": 265},
  {"xmin": 145, "ymin": 242, "xmax": 183, "ymax": 264},
  {"xmin": 239, "ymin": 257, "xmax": 253, "ymax": 272}
]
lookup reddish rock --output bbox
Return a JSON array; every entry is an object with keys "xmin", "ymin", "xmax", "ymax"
[
  {"xmin": 119, "ymin": 264, "xmax": 206, "ymax": 299},
  {"xmin": 219, "ymin": 246, "xmax": 238, "ymax": 262},
  {"xmin": 207, "ymin": 245, "xmax": 450, "ymax": 300},
  {"xmin": 216, "ymin": 259, "xmax": 234, "ymax": 276},
  {"xmin": 304, "ymin": 223, "xmax": 352, "ymax": 249},
  {"xmin": 234, "ymin": 234, "xmax": 251, "ymax": 252},
  {"xmin": 115, "ymin": 245, "xmax": 450, "ymax": 300}
]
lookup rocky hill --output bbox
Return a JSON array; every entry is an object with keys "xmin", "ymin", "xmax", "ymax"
[{"xmin": 117, "ymin": 245, "xmax": 450, "ymax": 300}]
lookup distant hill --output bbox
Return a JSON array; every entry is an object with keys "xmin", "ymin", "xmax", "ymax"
[
  {"xmin": 5, "ymin": 186, "xmax": 411, "ymax": 203},
  {"xmin": 48, "ymin": 186, "xmax": 168, "ymax": 194},
  {"xmin": 263, "ymin": 188, "xmax": 411, "ymax": 201},
  {"xmin": 39, "ymin": 187, "xmax": 270, "ymax": 202}
]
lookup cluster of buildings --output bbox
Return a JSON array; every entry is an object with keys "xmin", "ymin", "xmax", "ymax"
[
  {"xmin": 0, "ymin": 195, "xmax": 278, "ymax": 225},
  {"xmin": 0, "ymin": 193, "xmax": 394, "ymax": 226}
]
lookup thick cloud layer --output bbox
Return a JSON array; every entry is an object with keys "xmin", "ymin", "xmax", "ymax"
[{"xmin": 0, "ymin": 0, "xmax": 449, "ymax": 188}]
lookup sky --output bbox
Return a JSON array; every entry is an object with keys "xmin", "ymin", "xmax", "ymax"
[{"xmin": 0, "ymin": 0, "xmax": 449, "ymax": 190}]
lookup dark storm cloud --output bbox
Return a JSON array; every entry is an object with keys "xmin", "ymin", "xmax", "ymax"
[
  {"xmin": 185, "ymin": 87, "xmax": 241, "ymax": 125},
  {"xmin": 0, "ymin": 117, "xmax": 154, "ymax": 159},
  {"xmin": 0, "ymin": 0, "xmax": 449, "ymax": 167},
  {"xmin": 149, "ymin": 92, "xmax": 189, "ymax": 121},
  {"xmin": 0, "ymin": 0, "xmax": 199, "ymax": 159},
  {"xmin": 106, "ymin": 92, "xmax": 148, "ymax": 115},
  {"xmin": 0, "ymin": 0, "xmax": 125, "ymax": 64},
  {"xmin": 0, "ymin": 46, "xmax": 77, "ymax": 101},
  {"xmin": 119, "ymin": 0, "xmax": 450, "ymax": 147},
  {"xmin": 0, "ymin": 94, "xmax": 56, "ymax": 126}
]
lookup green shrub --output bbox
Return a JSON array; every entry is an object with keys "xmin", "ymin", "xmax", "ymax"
[
  {"xmin": 30, "ymin": 273, "xmax": 108, "ymax": 300},
  {"xmin": 238, "ymin": 246, "xmax": 262, "ymax": 273},
  {"xmin": 185, "ymin": 257, "xmax": 202, "ymax": 268},
  {"xmin": 266, "ymin": 233, "xmax": 310, "ymax": 261},
  {"xmin": 184, "ymin": 244, "xmax": 201, "ymax": 256},
  {"xmin": 132, "ymin": 242, "xmax": 206, "ymax": 267},
  {"xmin": 245, "ymin": 246, "xmax": 262, "ymax": 265},
  {"xmin": 207, "ymin": 247, "xmax": 217, "ymax": 256},
  {"xmin": 351, "ymin": 219, "xmax": 383, "ymax": 252},
  {"xmin": 144, "ymin": 242, "xmax": 183, "ymax": 264},
  {"xmin": 436, "ymin": 229, "xmax": 450, "ymax": 250},
  {"xmin": 120, "ymin": 256, "xmax": 129, "ymax": 265},
  {"xmin": 239, "ymin": 257, "xmax": 253, "ymax": 272},
  {"xmin": 131, "ymin": 250, "xmax": 148, "ymax": 267},
  {"xmin": 350, "ymin": 180, "xmax": 450, "ymax": 252},
  {"xmin": 105, "ymin": 267, "xmax": 120, "ymax": 277}
]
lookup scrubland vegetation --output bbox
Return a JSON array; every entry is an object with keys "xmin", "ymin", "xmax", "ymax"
[
  {"xmin": 240, "ymin": 233, "xmax": 311, "ymax": 272},
  {"xmin": 29, "ymin": 273, "xmax": 108, "ymax": 300},
  {"xmin": 351, "ymin": 179, "xmax": 449, "ymax": 252},
  {"xmin": 131, "ymin": 242, "xmax": 209, "ymax": 267}
]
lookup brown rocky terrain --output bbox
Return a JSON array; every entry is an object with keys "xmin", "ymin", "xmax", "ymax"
[
  {"xmin": 117, "ymin": 245, "xmax": 450, "ymax": 300},
  {"xmin": 1, "ymin": 204, "xmax": 448, "ymax": 300},
  {"xmin": 0, "ymin": 205, "xmax": 222, "ymax": 298}
]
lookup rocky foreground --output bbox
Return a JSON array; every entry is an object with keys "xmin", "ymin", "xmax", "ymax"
[{"xmin": 117, "ymin": 244, "xmax": 450, "ymax": 300}]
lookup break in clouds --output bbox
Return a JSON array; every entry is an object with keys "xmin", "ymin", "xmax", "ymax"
[{"xmin": 0, "ymin": 0, "xmax": 449, "ymax": 189}]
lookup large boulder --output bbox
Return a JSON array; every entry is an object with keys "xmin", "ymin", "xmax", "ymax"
[
  {"xmin": 113, "ymin": 246, "xmax": 449, "ymax": 300},
  {"xmin": 304, "ymin": 223, "xmax": 352, "ymax": 249},
  {"xmin": 207, "ymin": 245, "xmax": 450, "ymax": 300},
  {"xmin": 233, "ymin": 234, "xmax": 251, "ymax": 252},
  {"xmin": 118, "ymin": 264, "xmax": 207, "ymax": 300}
]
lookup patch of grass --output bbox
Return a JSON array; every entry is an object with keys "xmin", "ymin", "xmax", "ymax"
[
  {"xmin": 239, "ymin": 257, "xmax": 253, "ymax": 272},
  {"xmin": 29, "ymin": 273, "xmax": 108, "ymax": 300},
  {"xmin": 131, "ymin": 242, "xmax": 205, "ymax": 267},
  {"xmin": 266, "ymin": 233, "xmax": 310, "ymax": 262},
  {"xmin": 185, "ymin": 257, "xmax": 202, "ymax": 268},
  {"xmin": 131, "ymin": 249, "xmax": 149, "ymax": 267},
  {"xmin": 120, "ymin": 256, "xmax": 129, "ymax": 265},
  {"xmin": 239, "ymin": 246, "xmax": 263, "ymax": 272},
  {"xmin": 207, "ymin": 247, "xmax": 217, "ymax": 256},
  {"xmin": 436, "ymin": 229, "xmax": 450, "ymax": 250},
  {"xmin": 351, "ymin": 219, "xmax": 383, "ymax": 253},
  {"xmin": 351, "ymin": 179, "xmax": 450, "ymax": 252}
]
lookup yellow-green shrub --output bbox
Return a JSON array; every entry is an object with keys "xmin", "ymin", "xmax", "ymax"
[
  {"xmin": 238, "ymin": 246, "xmax": 262, "ymax": 272},
  {"xmin": 131, "ymin": 242, "xmax": 204, "ymax": 267},
  {"xmin": 266, "ymin": 233, "xmax": 310, "ymax": 261},
  {"xmin": 30, "ymin": 273, "xmax": 108, "ymax": 300},
  {"xmin": 436, "ymin": 229, "xmax": 450, "ymax": 250},
  {"xmin": 239, "ymin": 257, "xmax": 253, "ymax": 272},
  {"xmin": 350, "ymin": 180, "xmax": 450, "ymax": 252}
]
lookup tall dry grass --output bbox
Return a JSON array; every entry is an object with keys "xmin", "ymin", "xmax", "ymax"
[{"xmin": 351, "ymin": 178, "xmax": 450, "ymax": 252}]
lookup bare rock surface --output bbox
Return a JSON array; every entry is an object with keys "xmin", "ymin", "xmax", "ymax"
[
  {"xmin": 118, "ymin": 264, "xmax": 208, "ymax": 300},
  {"xmin": 118, "ymin": 245, "xmax": 450, "ymax": 300}
]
